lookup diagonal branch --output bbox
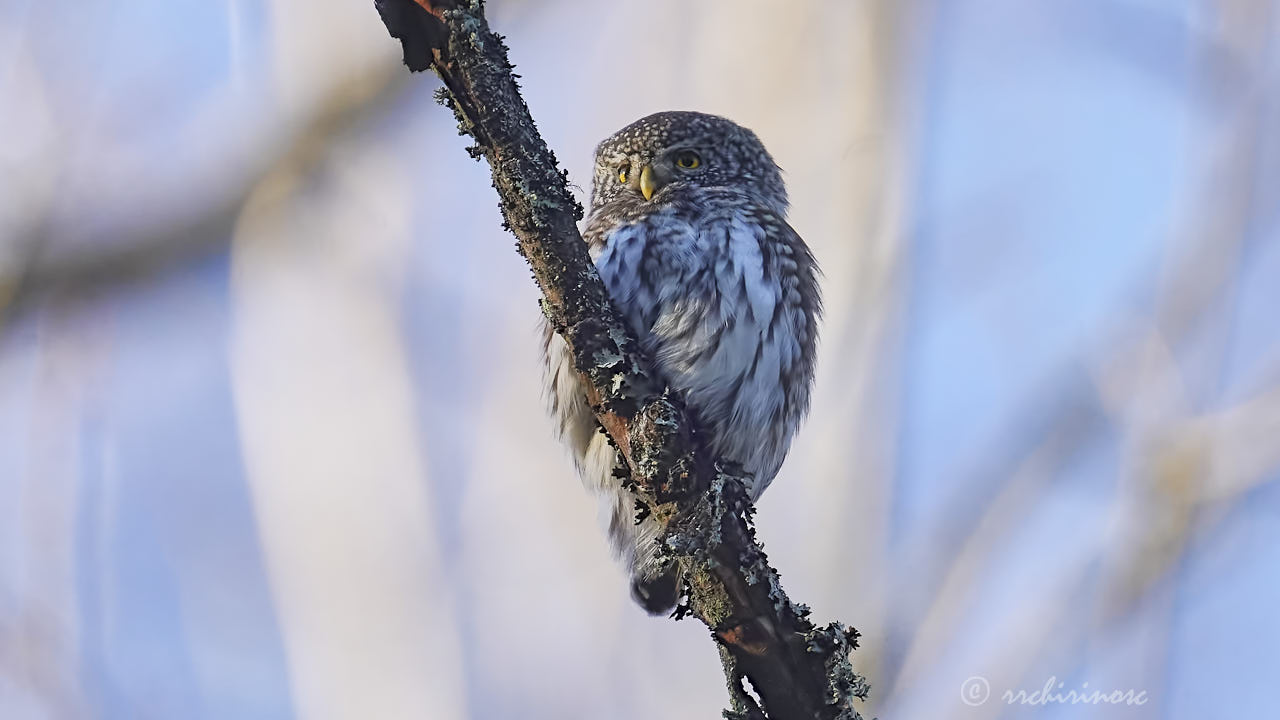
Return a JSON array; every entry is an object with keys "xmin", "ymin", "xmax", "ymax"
[{"xmin": 373, "ymin": 1, "xmax": 868, "ymax": 717}]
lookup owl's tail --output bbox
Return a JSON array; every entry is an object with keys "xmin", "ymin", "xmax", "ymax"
[
  {"xmin": 631, "ymin": 567, "xmax": 681, "ymax": 615},
  {"xmin": 608, "ymin": 489, "xmax": 682, "ymax": 615}
]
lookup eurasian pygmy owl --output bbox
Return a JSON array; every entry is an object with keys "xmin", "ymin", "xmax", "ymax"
[{"xmin": 544, "ymin": 111, "xmax": 820, "ymax": 614}]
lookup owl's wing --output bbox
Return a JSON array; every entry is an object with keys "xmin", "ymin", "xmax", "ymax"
[
  {"xmin": 541, "ymin": 320, "xmax": 613, "ymax": 488},
  {"xmin": 541, "ymin": 316, "xmax": 673, "ymax": 611}
]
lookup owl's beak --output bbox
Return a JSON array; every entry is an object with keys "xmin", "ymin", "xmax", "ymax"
[{"xmin": 639, "ymin": 164, "xmax": 658, "ymax": 201}]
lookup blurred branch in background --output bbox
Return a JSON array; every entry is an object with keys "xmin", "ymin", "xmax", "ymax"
[
  {"xmin": 0, "ymin": 58, "xmax": 406, "ymax": 334},
  {"xmin": 880, "ymin": 1, "xmax": 1280, "ymax": 714},
  {"xmin": 0, "ymin": 8, "xmax": 412, "ymax": 713}
]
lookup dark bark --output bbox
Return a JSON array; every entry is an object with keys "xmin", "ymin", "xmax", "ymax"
[{"xmin": 373, "ymin": 2, "xmax": 868, "ymax": 717}]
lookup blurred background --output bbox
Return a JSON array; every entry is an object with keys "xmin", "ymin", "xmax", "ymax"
[{"xmin": 2, "ymin": 0, "xmax": 1277, "ymax": 718}]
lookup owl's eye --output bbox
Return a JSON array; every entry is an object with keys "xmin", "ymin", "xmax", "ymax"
[
  {"xmin": 617, "ymin": 166, "xmax": 629, "ymax": 184},
  {"xmin": 674, "ymin": 150, "xmax": 702, "ymax": 170}
]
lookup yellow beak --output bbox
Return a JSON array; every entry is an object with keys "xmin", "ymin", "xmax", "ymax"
[{"xmin": 639, "ymin": 164, "xmax": 657, "ymax": 201}]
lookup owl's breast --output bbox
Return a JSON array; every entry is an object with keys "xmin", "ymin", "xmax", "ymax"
[
  {"xmin": 590, "ymin": 195, "xmax": 814, "ymax": 495},
  {"xmin": 593, "ymin": 207, "xmax": 702, "ymax": 336}
]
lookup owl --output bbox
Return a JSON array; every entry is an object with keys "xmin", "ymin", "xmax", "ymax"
[{"xmin": 544, "ymin": 111, "xmax": 820, "ymax": 614}]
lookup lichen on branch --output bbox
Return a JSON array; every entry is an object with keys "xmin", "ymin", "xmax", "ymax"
[{"xmin": 373, "ymin": 1, "xmax": 867, "ymax": 717}]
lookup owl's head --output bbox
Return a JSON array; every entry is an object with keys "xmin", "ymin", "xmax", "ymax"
[{"xmin": 588, "ymin": 111, "xmax": 787, "ymax": 215}]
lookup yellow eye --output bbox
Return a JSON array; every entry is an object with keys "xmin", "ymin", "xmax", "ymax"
[
  {"xmin": 618, "ymin": 167, "xmax": 629, "ymax": 183},
  {"xmin": 675, "ymin": 151, "xmax": 701, "ymax": 169}
]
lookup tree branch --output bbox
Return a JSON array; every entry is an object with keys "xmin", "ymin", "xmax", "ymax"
[{"xmin": 373, "ymin": 2, "xmax": 868, "ymax": 717}]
